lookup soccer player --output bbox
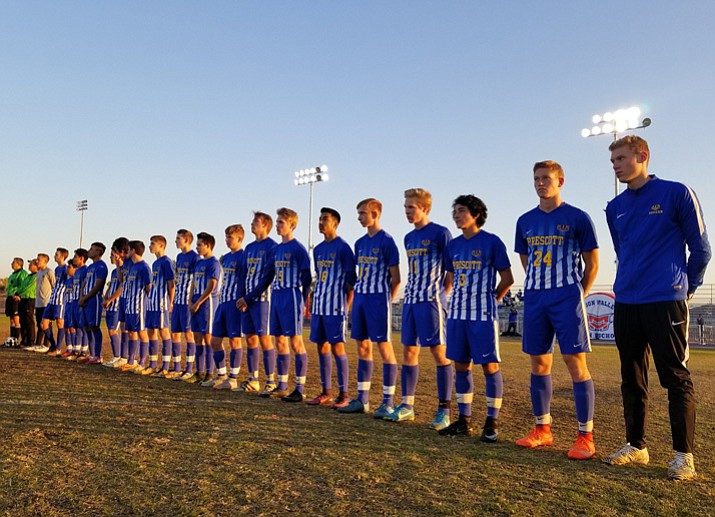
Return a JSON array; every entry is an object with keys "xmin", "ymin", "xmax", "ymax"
[
  {"xmin": 112, "ymin": 238, "xmax": 133, "ymax": 368},
  {"xmin": 101, "ymin": 252, "xmax": 123, "ymax": 367},
  {"xmin": 6, "ymin": 258, "xmax": 27, "ymax": 346},
  {"xmin": 339, "ymin": 198, "xmax": 401, "ymax": 416},
  {"xmin": 514, "ymin": 160, "xmax": 599, "ymax": 460},
  {"xmin": 79, "ymin": 242, "xmax": 108, "ymax": 364},
  {"xmin": 41, "ymin": 248, "xmax": 69, "ymax": 356},
  {"xmin": 186, "ymin": 232, "xmax": 221, "ymax": 385},
  {"xmin": 68, "ymin": 250, "xmax": 89, "ymax": 360},
  {"xmin": 16, "ymin": 259, "xmax": 38, "ymax": 349},
  {"xmin": 236, "ymin": 212, "xmax": 278, "ymax": 394},
  {"xmin": 438, "ymin": 195, "xmax": 513, "ymax": 441},
  {"xmin": 32, "ymin": 253, "xmax": 56, "ymax": 352},
  {"xmin": 602, "ymin": 136, "xmax": 711, "ymax": 480},
  {"xmin": 266, "ymin": 207, "xmax": 311, "ymax": 402},
  {"xmin": 212, "ymin": 225, "xmax": 246, "ymax": 390},
  {"xmin": 61, "ymin": 260, "xmax": 79, "ymax": 358},
  {"xmin": 121, "ymin": 241, "xmax": 152, "ymax": 372},
  {"xmin": 169, "ymin": 230, "xmax": 199, "ymax": 381},
  {"xmin": 142, "ymin": 235, "xmax": 176, "ymax": 376},
  {"xmin": 385, "ymin": 188, "xmax": 453, "ymax": 429},
  {"xmin": 306, "ymin": 208, "xmax": 357, "ymax": 408}
]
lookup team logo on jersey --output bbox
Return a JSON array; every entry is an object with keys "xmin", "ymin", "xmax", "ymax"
[
  {"xmin": 421, "ymin": 240, "xmax": 431, "ymax": 246},
  {"xmin": 330, "ymin": 253, "xmax": 336, "ymax": 259},
  {"xmin": 372, "ymin": 248, "xmax": 380, "ymax": 254},
  {"xmin": 471, "ymin": 250, "xmax": 482, "ymax": 257},
  {"xmin": 556, "ymin": 224, "xmax": 570, "ymax": 233},
  {"xmin": 259, "ymin": 250, "xmax": 265, "ymax": 255},
  {"xmin": 285, "ymin": 253, "xmax": 291, "ymax": 259},
  {"xmin": 649, "ymin": 204, "xmax": 663, "ymax": 215}
]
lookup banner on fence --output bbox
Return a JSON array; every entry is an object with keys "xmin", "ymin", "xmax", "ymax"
[{"xmin": 585, "ymin": 292, "xmax": 615, "ymax": 341}]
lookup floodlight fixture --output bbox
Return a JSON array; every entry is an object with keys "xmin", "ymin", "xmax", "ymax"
[
  {"xmin": 76, "ymin": 199, "xmax": 88, "ymax": 248},
  {"xmin": 293, "ymin": 164, "xmax": 330, "ymax": 251}
]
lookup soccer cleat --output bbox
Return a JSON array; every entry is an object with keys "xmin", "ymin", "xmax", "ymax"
[
  {"xmin": 119, "ymin": 362, "xmax": 136, "ymax": 372},
  {"xmin": 332, "ymin": 394, "xmax": 350, "ymax": 409},
  {"xmin": 429, "ymin": 409, "xmax": 450, "ymax": 431},
  {"xmin": 151, "ymin": 369, "xmax": 168, "ymax": 378},
  {"xmin": 113, "ymin": 358, "xmax": 128, "ymax": 368},
  {"xmin": 23, "ymin": 345, "xmax": 38, "ymax": 352},
  {"xmin": 338, "ymin": 399, "xmax": 369, "ymax": 414},
  {"xmin": 515, "ymin": 426, "xmax": 554, "ymax": 448},
  {"xmin": 175, "ymin": 371, "xmax": 194, "ymax": 382},
  {"xmin": 373, "ymin": 403, "xmax": 395, "ymax": 419},
  {"xmin": 306, "ymin": 393, "xmax": 334, "ymax": 406},
  {"xmin": 568, "ymin": 433, "xmax": 596, "ymax": 460},
  {"xmin": 667, "ymin": 452, "xmax": 696, "ymax": 481},
  {"xmin": 215, "ymin": 378, "xmax": 238, "ymax": 390},
  {"xmin": 34, "ymin": 346, "xmax": 50, "ymax": 353},
  {"xmin": 480, "ymin": 417, "xmax": 499, "ymax": 443},
  {"xmin": 235, "ymin": 380, "xmax": 261, "ymax": 393},
  {"xmin": 60, "ymin": 351, "xmax": 73, "ymax": 358},
  {"xmin": 601, "ymin": 443, "xmax": 650, "ymax": 466},
  {"xmin": 439, "ymin": 416, "xmax": 474, "ymax": 437},
  {"xmin": 258, "ymin": 383, "xmax": 278, "ymax": 398},
  {"xmin": 140, "ymin": 367, "xmax": 157, "ymax": 376},
  {"xmin": 77, "ymin": 355, "xmax": 91, "ymax": 363},
  {"xmin": 87, "ymin": 357, "xmax": 103, "ymax": 365},
  {"xmin": 66, "ymin": 353, "xmax": 81, "ymax": 361},
  {"xmin": 200, "ymin": 376, "xmax": 221, "ymax": 388},
  {"xmin": 164, "ymin": 371, "xmax": 182, "ymax": 380},
  {"xmin": 130, "ymin": 364, "xmax": 146, "ymax": 374},
  {"xmin": 182, "ymin": 373, "xmax": 201, "ymax": 384},
  {"xmin": 102, "ymin": 357, "xmax": 119, "ymax": 368},
  {"xmin": 383, "ymin": 404, "xmax": 415, "ymax": 422},
  {"xmin": 282, "ymin": 389, "xmax": 305, "ymax": 403}
]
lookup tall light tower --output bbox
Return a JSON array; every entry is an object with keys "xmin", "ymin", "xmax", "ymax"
[
  {"xmin": 293, "ymin": 165, "xmax": 329, "ymax": 251},
  {"xmin": 76, "ymin": 199, "xmax": 88, "ymax": 248},
  {"xmin": 581, "ymin": 106, "xmax": 651, "ymax": 197}
]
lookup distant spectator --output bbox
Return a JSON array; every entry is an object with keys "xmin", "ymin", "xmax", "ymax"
[
  {"xmin": 697, "ymin": 314, "xmax": 705, "ymax": 345},
  {"xmin": 516, "ymin": 289, "xmax": 524, "ymax": 303},
  {"xmin": 15, "ymin": 259, "xmax": 38, "ymax": 347},
  {"xmin": 503, "ymin": 307, "xmax": 520, "ymax": 336},
  {"xmin": 6, "ymin": 257, "xmax": 27, "ymax": 344}
]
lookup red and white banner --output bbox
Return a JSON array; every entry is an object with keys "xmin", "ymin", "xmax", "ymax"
[{"xmin": 585, "ymin": 292, "xmax": 615, "ymax": 341}]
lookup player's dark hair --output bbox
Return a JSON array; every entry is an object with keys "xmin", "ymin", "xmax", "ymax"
[
  {"xmin": 56, "ymin": 248, "xmax": 69, "ymax": 259},
  {"xmin": 128, "ymin": 240, "xmax": 145, "ymax": 256},
  {"xmin": 112, "ymin": 237, "xmax": 130, "ymax": 254},
  {"xmin": 37, "ymin": 253, "xmax": 50, "ymax": 262},
  {"xmin": 252, "ymin": 212, "xmax": 273, "ymax": 233},
  {"xmin": 74, "ymin": 248, "xmax": 89, "ymax": 261},
  {"xmin": 176, "ymin": 229, "xmax": 194, "ymax": 244},
  {"xmin": 197, "ymin": 232, "xmax": 215, "ymax": 250},
  {"xmin": 320, "ymin": 207, "xmax": 341, "ymax": 223},
  {"xmin": 91, "ymin": 242, "xmax": 106, "ymax": 254},
  {"xmin": 453, "ymin": 195, "xmax": 488, "ymax": 228},
  {"xmin": 13, "ymin": 257, "xmax": 24, "ymax": 267}
]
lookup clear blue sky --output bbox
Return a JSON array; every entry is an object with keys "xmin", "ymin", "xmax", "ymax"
[{"xmin": 2, "ymin": 1, "xmax": 714, "ymax": 287}]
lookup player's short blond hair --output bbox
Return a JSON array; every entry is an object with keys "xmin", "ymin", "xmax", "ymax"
[
  {"xmin": 356, "ymin": 198, "xmax": 383, "ymax": 214},
  {"xmin": 276, "ymin": 207, "xmax": 298, "ymax": 229},
  {"xmin": 225, "ymin": 224, "xmax": 245, "ymax": 238},
  {"xmin": 533, "ymin": 160, "xmax": 564, "ymax": 179},
  {"xmin": 176, "ymin": 229, "xmax": 193, "ymax": 244},
  {"xmin": 404, "ymin": 188, "xmax": 432, "ymax": 213},
  {"xmin": 609, "ymin": 135, "xmax": 650, "ymax": 162},
  {"xmin": 253, "ymin": 211, "xmax": 273, "ymax": 233},
  {"xmin": 150, "ymin": 235, "xmax": 167, "ymax": 247},
  {"xmin": 37, "ymin": 253, "xmax": 50, "ymax": 263}
]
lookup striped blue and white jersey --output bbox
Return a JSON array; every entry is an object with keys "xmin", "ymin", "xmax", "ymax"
[
  {"xmin": 515, "ymin": 203, "xmax": 598, "ymax": 291},
  {"xmin": 118, "ymin": 260, "xmax": 132, "ymax": 301},
  {"xmin": 192, "ymin": 256, "xmax": 221, "ymax": 302},
  {"xmin": 354, "ymin": 230, "xmax": 399, "ymax": 295},
  {"xmin": 147, "ymin": 255, "xmax": 175, "ymax": 311},
  {"xmin": 66, "ymin": 273, "xmax": 80, "ymax": 304},
  {"xmin": 174, "ymin": 250, "xmax": 199, "ymax": 305},
  {"xmin": 403, "ymin": 222, "xmax": 452, "ymax": 305},
  {"xmin": 244, "ymin": 238, "xmax": 277, "ymax": 302},
  {"xmin": 124, "ymin": 260, "xmax": 152, "ymax": 315},
  {"xmin": 105, "ymin": 269, "xmax": 120, "ymax": 312},
  {"xmin": 271, "ymin": 239, "xmax": 310, "ymax": 291},
  {"xmin": 312, "ymin": 237, "xmax": 357, "ymax": 316},
  {"xmin": 83, "ymin": 260, "xmax": 108, "ymax": 298},
  {"xmin": 445, "ymin": 231, "xmax": 511, "ymax": 321},
  {"xmin": 48, "ymin": 264, "xmax": 67, "ymax": 305},
  {"xmin": 219, "ymin": 250, "xmax": 245, "ymax": 303},
  {"xmin": 74, "ymin": 265, "xmax": 87, "ymax": 301}
]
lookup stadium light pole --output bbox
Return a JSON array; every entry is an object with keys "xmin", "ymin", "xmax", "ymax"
[
  {"xmin": 76, "ymin": 199, "xmax": 88, "ymax": 248},
  {"xmin": 581, "ymin": 106, "xmax": 651, "ymax": 197},
  {"xmin": 293, "ymin": 165, "xmax": 329, "ymax": 251}
]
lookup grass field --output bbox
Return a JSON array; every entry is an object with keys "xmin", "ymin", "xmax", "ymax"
[{"xmin": 1, "ymin": 323, "xmax": 714, "ymax": 516}]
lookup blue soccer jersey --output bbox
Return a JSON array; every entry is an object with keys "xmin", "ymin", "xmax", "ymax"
[
  {"xmin": 105, "ymin": 268, "xmax": 120, "ymax": 312},
  {"xmin": 271, "ymin": 239, "xmax": 310, "ymax": 291},
  {"xmin": 66, "ymin": 273, "xmax": 80, "ymax": 305},
  {"xmin": 147, "ymin": 255, "xmax": 175, "ymax": 311},
  {"xmin": 118, "ymin": 260, "xmax": 132, "ymax": 302},
  {"xmin": 83, "ymin": 260, "xmax": 108, "ymax": 298},
  {"xmin": 74, "ymin": 265, "xmax": 88, "ymax": 300},
  {"xmin": 354, "ymin": 230, "xmax": 400, "ymax": 295},
  {"xmin": 124, "ymin": 261, "xmax": 152, "ymax": 315},
  {"xmin": 312, "ymin": 237, "xmax": 357, "ymax": 316},
  {"xmin": 515, "ymin": 203, "xmax": 598, "ymax": 291},
  {"xmin": 403, "ymin": 222, "xmax": 452, "ymax": 304},
  {"xmin": 193, "ymin": 256, "xmax": 221, "ymax": 302},
  {"xmin": 48, "ymin": 264, "xmax": 67, "ymax": 306},
  {"xmin": 244, "ymin": 237, "xmax": 277, "ymax": 302},
  {"xmin": 175, "ymin": 250, "xmax": 199, "ymax": 305},
  {"xmin": 219, "ymin": 250, "xmax": 245, "ymax": 303},
  {"xmin": 445, "ymin": 231, "xmax": 511, "ymax": 321}
]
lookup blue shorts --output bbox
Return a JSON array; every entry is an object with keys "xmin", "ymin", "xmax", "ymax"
[
  {"xmin": 401, "ymin": 301, "xmax": 446, "ymax": 347},
  {"xmin": 270, "ymin": 288, "xmax": 304, "ymax": 337},
  {"xmin": 310, "ymin": 314, "xmax": 347, "ymax": 345},
  {"xmin": 191, "ymin": 297, "xmax": 216, "ymax": 335},
  {"xmin": 118, "ymin": 300, "xmax": 126, "ymax": 323},
  {"xmin": 522, "ymin": 283, "xmax": 591, "ymax": 356},
  {"xmin": 65, "ymin": 302, "xmax": 77, "ymax": 328},
  {"xmin": 146, "ymin": 309, "xmax": 170, "ymax": 330},
  {"xmin": 76, "ymin": 303, "xmax": 87, "ymax": 329},
  {"xmin": 83, "ymin": 298, "xmax": 103, "ymax": 328},
  {"xmin": 171, "ymin": 304, "xmax": 192, "ymax": 333},
  {"xmin": 42, "ymin": 303, "xmax": 64, "ymax": 321},
  {"xmin": 447, "ymin": 318, "xmax": 500, "ymax": 364},
  {"xmin": 350, "ymin": 292, "xmax": 391, "ymax": 343},
  {"xmin": 125, "ymin": 312, "xmax": 146, "ymax": 332},
  {"xmin": 213, "ymin": 301, "xmax": 242, "ymax": 339},
  {"xmin": 106, "ymin": 310, "xmax": 119, "ymax": 332},
  {"xmin": 242, "ymin": 300, "xmax": 270, "ymax": 336}
]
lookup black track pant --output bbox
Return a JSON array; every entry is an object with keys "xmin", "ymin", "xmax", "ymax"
[{"xmin": 614, "ymin": 300, "xmax": 695, "ymax": 453}]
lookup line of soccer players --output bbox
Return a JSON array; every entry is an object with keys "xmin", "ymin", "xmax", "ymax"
[{"xmin": 21, "ymin": 135, "xmax": 711, "ymax": 480}]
